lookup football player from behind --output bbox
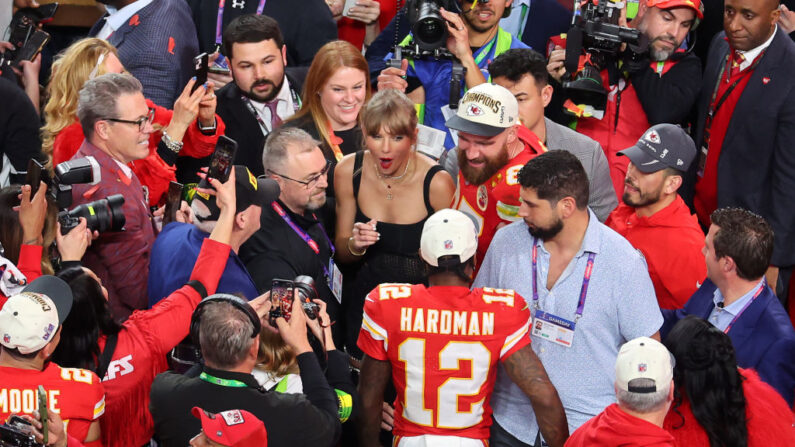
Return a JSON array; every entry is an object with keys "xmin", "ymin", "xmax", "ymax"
[{"xmin": 356, "ymin": 209, "xmax": 568, "ymax": 447}]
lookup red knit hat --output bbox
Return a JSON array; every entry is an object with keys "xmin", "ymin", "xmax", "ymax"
[{"xmin": 191, "ymin": 407, "xmax": 268, "ymax": 446}]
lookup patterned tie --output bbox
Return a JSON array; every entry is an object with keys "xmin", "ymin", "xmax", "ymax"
[
  {"xmin": 729, "ymin": 50, "xmax": 746, "ymax": 78},
  {"xmin": 264, "ymin": 100, "xmax": 283, "ymax": 130}
]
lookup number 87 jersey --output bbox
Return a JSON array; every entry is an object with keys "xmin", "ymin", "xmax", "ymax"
[{"xmin": 358, "ymin": 283, "xmax": 532, "ymax": 443}]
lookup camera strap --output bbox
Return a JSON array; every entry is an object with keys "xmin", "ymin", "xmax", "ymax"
[{"xmin": 96, "ymin": 333, "xmax": 119, "ymax": 380}]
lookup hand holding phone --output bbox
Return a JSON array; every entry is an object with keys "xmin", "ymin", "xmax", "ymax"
[
  {"xmin": 198, "ymin": 136, "xmax": 238, "ymax": 189},
  {"xmin": 25, "ymin": 159, "xmax": 43, "ymax": 196},
  {"xmin": 37, "ymin": 385, "xmax": 48, "ymax": 444},
  {"xmin": 269, "ymin": 279, "xmax": 294, "ymax": 325},
  {"xmin": 192, "ymin": 53, "xmax": 209, "ymax": 93},
  {"xmin": 162, "ymin": 181, "xmax": 184, "ymax": 226}
]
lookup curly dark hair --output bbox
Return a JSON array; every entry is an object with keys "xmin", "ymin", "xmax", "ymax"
[{"xmin": 664, "ymin": 316, "xmax": 748, "ymax": 447}]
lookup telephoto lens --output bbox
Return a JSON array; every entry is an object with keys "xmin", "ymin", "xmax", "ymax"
[
  {"xmin": 59, "ymin": 194, "xmax": 126, "ymax": 234},
  {"xmin": 294, "ymin": 275, "xmax": 320, "ymax": 320}
]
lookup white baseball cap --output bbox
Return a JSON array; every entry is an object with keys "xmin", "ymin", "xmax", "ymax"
[
  {"xmin": 445, "ymin": 83, "xmax": 519, "ymax": 137},
  {"xmin": 0, "ymin": 276, "xmax": 73, "ymax": 354},
  {"xmin": 615, "ymin": 336, "xmax": 674, "ymax": 394},
  {"xmin": 420, "ymin": 209, "xmax": 478, "ymax": 267}
]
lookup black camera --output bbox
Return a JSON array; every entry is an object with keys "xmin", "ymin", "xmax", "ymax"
[
  {"xmin": 0, "ymin": 3, "xmax": 57, "ymax": 68},
  {"xmin": 268, "ymin": 276, "xmax": 320, "ymax": 323},
  {"xmin": 0, "ymin": 416, "xmax": 42, "ymax": 447},
  {"xmin": 561, "ymin": 0, "xmax": 640, "ymax": 113},
  {"xmin": 50, "ymin": 157, "xmax": 126, "ymax": 235}
]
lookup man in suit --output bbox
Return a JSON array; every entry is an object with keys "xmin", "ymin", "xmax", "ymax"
[
  {"xmin": 177, "ymin": 15, "xmax": 306, "ymax": 182},
  {"xmin": 70, "ymin": 73, "xmax": 157, "ymax": 321},
  {"xmin": 686, "ymin": 0, "xmax": 795, "ymax": 299},
  {"xmin": 499, "ymin": 0, "xmax": 572, "ymax": 51},
  {"xmin": 90, "ymin": 0, "xmax": 199, "ymax": 108},
  {"xmin": 489, "ymin": 48, "xmax": 617, "ymax": 221},
  {"xmin": 661, "ymin": 208, "xmax": 795, "ymax": 407}
]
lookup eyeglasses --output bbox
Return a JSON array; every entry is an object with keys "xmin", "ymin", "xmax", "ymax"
[
  {"xmin": 264, "ymin": 160, "xmax": 331, "ymax": 189},
  {"xmin": 102, "ymin": 108, "xmax": 155, "ymax": 132}
]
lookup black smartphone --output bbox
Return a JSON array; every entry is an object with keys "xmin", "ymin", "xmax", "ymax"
[
  {"xmin": 192, "ymin": 53, "xmax": 209, "ymax": 93},
  {"xmin": 205, "ymin": 136, "xmax": 237, "ymax": 184},
  {"xmin": 163, "ymin": 181, "xmax": 183, "ymax": 226},
  {"xmin": 38, "ymin": 385, "xmax": 48, "ymax": 444},
  {"xmin": 269, "ymin": 279, "xmax": 295, "ymax": 323},
  {"xmin": 25, "ymin": 159, "xmax": 44, "ymax": 196},
  {"xmin": 13, "ymin": 29, "xmax": 49, "ymax": 66}
]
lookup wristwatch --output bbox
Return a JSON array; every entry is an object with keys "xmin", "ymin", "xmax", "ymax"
[{"xmin": 197, "ymin": 118, "xmax": 217, "ymax": 135}]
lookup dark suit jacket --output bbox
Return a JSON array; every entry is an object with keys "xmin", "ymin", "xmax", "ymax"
[
  {"xmin": 661, "ymin": 278, "xmax": 795, "ymax": 406},
  {"xmin": 684, "ymin": 29, "xmax": 795, "ymax": 267},
  {"xmin": 89, "ymin": 0, "xmax": 199, "ymax": 108},
  {"xmin": 175, "ymin": 68, "xmax": 306, "ymax": 182}
]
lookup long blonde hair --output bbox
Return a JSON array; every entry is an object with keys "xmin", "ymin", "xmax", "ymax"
[
  {"xmin": 288, "ymin": 40, "xmax": 371, "ymax": 151},
  {"xmin": 42, "ymin": 38, "xmax": 119, "ymax": 168}
]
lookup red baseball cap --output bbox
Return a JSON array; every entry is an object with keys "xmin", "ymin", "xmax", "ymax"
[
  {"xmin": 191, "ymin": 407, "xmax": 268, "ymax": 446},
  {"xmin": 647, "ymin": 0, "xmax": 704, "ymax": 19}
]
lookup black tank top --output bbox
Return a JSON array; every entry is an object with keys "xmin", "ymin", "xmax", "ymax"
[{"xmin": 352, "ymin": 151, "xmax": 442, "ymax": 255}]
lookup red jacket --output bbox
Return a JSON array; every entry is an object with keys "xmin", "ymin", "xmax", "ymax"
[
  {"xmin": 52, "ymin": 99, "xmax": 223, "ymax": 206},
  {"xmin": 664, "ymin": 369, "xmax": 795, "ymax": 446},
  {"xmin": 96, "ymin": 237, "xmax": 230, "ymax": 447},
  {"xmin": 566, "ymin": 403, "xmax": 676, "ymax": 447},
  {"xmin": 606, "ymin": 195, "xmax": 706, "ymax": 309}
]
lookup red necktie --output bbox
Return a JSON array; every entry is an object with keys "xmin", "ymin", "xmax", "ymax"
[
  {"xmin": 729, "ymin": 50, "xmax": 746, "ymax": 78},
  {"xmin": 264, "ymin": 100, "xmax": 283, "ymax": 130}
]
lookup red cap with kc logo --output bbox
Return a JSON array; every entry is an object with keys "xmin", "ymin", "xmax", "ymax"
[{"xmin": 191, "ymin": 407, "xmax": 267, "ymax": 446}]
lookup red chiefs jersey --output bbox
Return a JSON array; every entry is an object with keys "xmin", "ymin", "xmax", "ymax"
[
  {"xmin": 358, "ymin": 284, "xmax": 531, "ymax": 441},
  {"xmin": 452, "ymin": 125, "xmax": 545, "ymax": 267},
  {"xmin": 0, "ymin": 362, "xmax": 105, "ymax": 442}
]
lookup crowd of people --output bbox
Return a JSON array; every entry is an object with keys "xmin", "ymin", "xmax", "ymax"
[{"xmin": 1, "ymin": 0, "xmax": 794, "ymax": 445}]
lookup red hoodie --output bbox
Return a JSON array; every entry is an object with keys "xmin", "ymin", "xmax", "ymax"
[
  {"xmin": 664, "ymin": 369, "xmax": 795, "ymax": 446},
  {"xmin": 606, "ymin": 195, "xmax": 706, "ymax": 309},
  {"xmin": 566, "ymin": 403, "xmax": 676, "ymax": 447}
]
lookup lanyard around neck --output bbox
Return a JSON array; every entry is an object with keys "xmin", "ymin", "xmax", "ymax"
[
  {"xmin": 723, "ymin": 281, "xmax": 766, "ymax": 334},
  {"xmin": 473, "ymin": 32, "xmax": 499, "ymax": 67},
  {"xmin": 200, "ymin": 371, "xmax": 249, "ymax": 388},
  {"xmin": 531, "ymin": 238, "xmax": 595, "ymax": 322},
  {"xmin": 271, "ymin": 201, "xmax": 335, "ymax": 278}
]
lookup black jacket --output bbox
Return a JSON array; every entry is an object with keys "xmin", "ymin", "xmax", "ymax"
[
  {"xmin": 239, "ymin": 200, "xmax": 342, "ymax": 344},
  {"xmin": 151, "ymin": 351, "xmax": 349, "ymax": 446},
  {"xmin": 175, "ymin": 68, "xmax": 306, "ymax": 183},
  {"xmin": 187, "ymin": 0, "xmax": 337, "ymax": 66},
  {"xmin": 0, "ymin": 77, "xmax": 42, "ymax": 185}
]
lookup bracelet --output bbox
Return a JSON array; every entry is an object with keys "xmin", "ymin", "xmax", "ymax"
[
  {"xmin": 347, "ymin": 236, "xmax": 366, "ymax": 256},
  {"xmin": 161, "ymin": 129, "xmax": 184, "ymax": 154}
]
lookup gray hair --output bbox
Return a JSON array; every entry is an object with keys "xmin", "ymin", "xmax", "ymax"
[
  {"xmin": 77, "ymin": 72, "xmax": 142, "ymax": 140},
  {"xmin": 616, "ymin": 378, "xmax": 671, "ymax": 413},
  {"xmin": 262, "ymin": 126, "xmax": 321, "ymax": 174},
  {"xmin": 198, "ymin": 301, "xmax": 256, "ymax": 369}
]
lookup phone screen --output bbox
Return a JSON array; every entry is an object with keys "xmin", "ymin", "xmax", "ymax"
[
  {"xmin": 192, "ymin": 53, "xmax": 209, "ymax": 93},
  {"xmin": 271, "ymin": 279, "xmax": 294, "ymax": 322},
  {"xmin": 14, "ymin": 29, "xmax": 49, "ymax": 66},
  {"xmin": 38, "ymin": 385, "xmax": 48, "ymax": 444},
  {"xmin": 26, "ymin": 159, "xmax": 43, "ymax": 196},
  {"xmin": 163, "ymin": 181, "xmax": 183, "ymax": 225},
  {"xmin": 206, "ymin": 136, "xmax": 237, "ymax": 184}
]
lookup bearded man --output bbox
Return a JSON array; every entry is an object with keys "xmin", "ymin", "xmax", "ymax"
[{"xmin": 447, "ymin": 83, "xmax": 546, "ymax": 270}]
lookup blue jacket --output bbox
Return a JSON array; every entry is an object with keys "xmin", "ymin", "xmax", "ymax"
[
  {"xmin": 89, "ymin": 0, "xmax": 199, "ymax": 108},
  {"xmin": 148, "ymin": 222, "xmax": 258, "ymax": 306},
  {"xmin": 662, "ymin": 278, "xmax": 795, "ymax": 406}
]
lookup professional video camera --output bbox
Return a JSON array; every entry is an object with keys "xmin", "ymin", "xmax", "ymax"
[
  {"xmin": 387, "ymin": 0, "xmax": 467, "ymax": 109},
  {"xmin": 50, "ymin": 157, "xmax": 126, "ymax": 235},
  {"xmin": 0, "ymin": 416, "xmax": 43, "ymax": 447},
  {"xmin": 0, "ymin": 3, "xmax": 57, "ymax": 68},
  {"xmin": 561, "ymin": 0, "xmax": 641, "ymax": 115}
]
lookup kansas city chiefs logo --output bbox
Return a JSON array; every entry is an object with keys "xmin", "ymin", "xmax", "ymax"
[
  {"xmin": 645, "ymin": 130, "xmax": 661, "ymax": 144},
  {"xmin": 466, "ymin": 105, "xmax": 485, "ymax": 116},
  {"xmin": 638, "ymin": 363, "xmax": 647, "ymax": 372}
]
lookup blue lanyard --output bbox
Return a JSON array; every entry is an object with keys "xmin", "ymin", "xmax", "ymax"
[
  {"xmin": 271, "ymin": 201, "xmax": 334, "ymax": 277},
  {"xmin": 216, "ymin": 0, "xmax": 267, "ymax": 45},
  {"xmin": 531, "ymin": 238, "xmax": 595, "ymax": 322},
  {"xmin": 724, "ymin": 281, "xmax": 765, "ymax": 334}
]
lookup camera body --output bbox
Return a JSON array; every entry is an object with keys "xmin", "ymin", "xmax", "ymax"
[
  {"xmin": 50, "ymin": 157, "xmax": 127, "ymax": 235},
  {"xmin": 0, "ymin": 4, "xmax": 57, "ymax": 68},
  {"xmin": 0, "ymin": 416, "xmax": 42, "ymax": 447},
  {"xmin": 561, "ymin": 0, "xmax": 641, "ymax": 113}
]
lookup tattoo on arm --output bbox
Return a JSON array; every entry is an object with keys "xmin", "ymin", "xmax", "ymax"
[
  {"xmin": 356, "ymin": 355, "xmax": 392, "ymax": 447},
  {"xmin": 503, "ymin": 345, "xmax": 570, "ymax": 447}
]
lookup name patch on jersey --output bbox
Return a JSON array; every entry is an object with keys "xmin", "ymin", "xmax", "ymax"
[
  {"xmin": 400, "ymin": 308, "xmax": 494, "ymax": 336},
  {"xmin": 0, "ymin": 388, "xmax": 60, "ymax": 414}
]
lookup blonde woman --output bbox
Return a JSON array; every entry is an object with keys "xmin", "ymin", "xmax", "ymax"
[{"xmin": 42, "ymin": 38, "xmax": 224, "ymax": 206}]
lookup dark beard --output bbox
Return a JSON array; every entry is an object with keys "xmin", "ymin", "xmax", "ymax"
[
  {"xmin": 527, "ymin": 217, "xmax": 564, "ymax": 241},
  {"xmin": 622, "ymin": 179, "xmax": 663, "ymax": 208},
  {"xmin": 458, "ymin": 146, "xmax": 510, "ymax": 185},
  {"xmin": 242, "ymin": 77, "xmax": 284, "ymax": 103}
]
